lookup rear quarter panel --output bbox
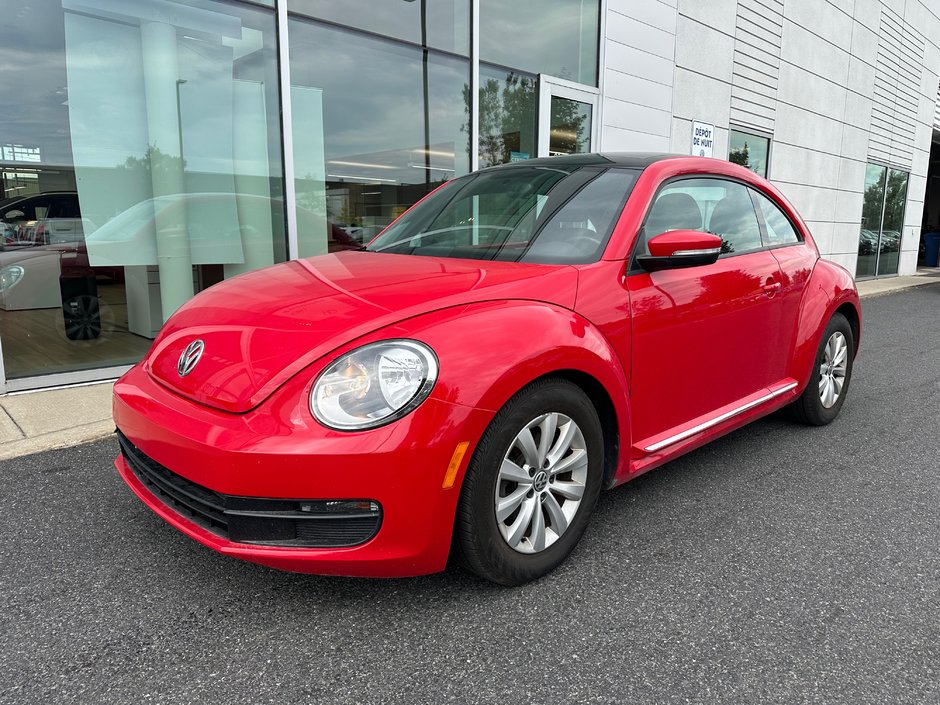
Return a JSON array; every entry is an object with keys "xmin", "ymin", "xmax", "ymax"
[{"xmin": 788, "ymin": 258, "xmax": 861, "ymax": 392}]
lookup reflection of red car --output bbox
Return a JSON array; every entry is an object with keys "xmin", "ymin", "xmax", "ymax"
[{"xmin": 113, "ymin": 155, "xmax": 861, "ymax": 585}]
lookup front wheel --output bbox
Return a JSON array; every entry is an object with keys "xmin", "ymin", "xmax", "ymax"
[
  {"xmin": 455, "ymin": 378, "xmax": 604, "ymax": 585},
  {"xmin": 788, "ymin": 312, "xmax": 854, "ymax": 425}
]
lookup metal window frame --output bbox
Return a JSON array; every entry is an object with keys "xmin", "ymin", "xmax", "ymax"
[
  {"xmin": 536, "ymin": 75, "xmax": 601, "ymax": 158},
  {"xmin": 277, "ymin": 0, "xmax": 299, "ymax": 261}
]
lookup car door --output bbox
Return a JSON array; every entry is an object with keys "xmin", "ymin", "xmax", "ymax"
[
  {"xmin": 626, "ymin": 177, "xmax": 789, "ymax": 451},
  {"xmin": 749, "ymin": 187, "xmax": 817, "ymax": 376}
]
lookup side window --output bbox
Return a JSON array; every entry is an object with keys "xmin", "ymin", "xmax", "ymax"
[
  {"xmin": 50, "ymin": 194, "xmax": 82, "ymax": 219},
  {"xmin": 640, "ymin": 178, "xmax": 763, "ymax": 256},
  {"xmin": 526, "ymin": 170, "xmax": 636, "ymax": 263},
  {"xmin": 752, "ymin": 190, "xmax": 800, "ymax": 246},
  {"xmin": 2, "ymin": 202, "xmax": 37, "ymax": 221}
]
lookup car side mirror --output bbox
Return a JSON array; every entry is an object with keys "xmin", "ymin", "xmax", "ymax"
[{"xmin": 636, "ymin": 230, "xmax": 722, "ymax": 272}]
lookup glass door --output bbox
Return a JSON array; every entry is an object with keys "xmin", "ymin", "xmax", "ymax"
[
  {"xmin": 537, "ymin": 76, "xmax": 598, "ymax": 158},
  {"xmin": 857, "ymin": 164, "xmax": 908, "ymax": 278}
]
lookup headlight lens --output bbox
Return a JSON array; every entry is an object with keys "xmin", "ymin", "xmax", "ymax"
[
  {"xmin": 0, "ymin": 264, "xmax": 24, "ymax": 291},
  {"xmin": 310, "ymin": 339, "xmax": 439, "ymax": 430}
]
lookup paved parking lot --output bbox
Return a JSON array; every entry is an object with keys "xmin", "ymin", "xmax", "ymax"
[{"xmin": 2, "ymin": 284, "xmax": 939, "ymax": 705}]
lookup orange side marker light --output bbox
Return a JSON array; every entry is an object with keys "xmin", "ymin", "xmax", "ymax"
[{"xmin": 442, "ymin": 442, "xmax": 470, "ymax": 489}]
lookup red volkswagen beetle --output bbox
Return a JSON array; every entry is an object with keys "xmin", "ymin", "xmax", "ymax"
[{"xmin": 113, "ymin": 154, "xmax": 860, "ymax": 585}]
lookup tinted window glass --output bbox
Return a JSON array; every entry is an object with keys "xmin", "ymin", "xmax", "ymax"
[
  {"xmin": 479, "ymin": 0, "xmax": 599, "ymax": 86},
  {"xmin": 288, "ymin": 0, "xmax": 469, "ymax": 55},
  {"xmin": 641, "ymin": 178, "xmax": 763, "ymax": 256},
  {"xmin": 288, "ymin": 18, "xmax": 470, "ymax": 257},
  {"xmin": 0, "ymin": 0, "xmax": 286, "ymax": 382},
  {"xmin": 50, "ymin": 194, "xmax": 81, "ymax": 219},
  {"xmin": 729, "ymin": 129, "xmax": 770, "ymax": 178},
  {"xmin": 526, "ymin": 170, "xmax": 635, "ymax": 263},
  {"xmin": 752, "ymin": 190, "xmax": 800, "ymax": 245},
  {"xmin": 368, "ymin": 166, "xmax": 637, "ymax": 263},
  {"xmin": 478, "ymin": 64, "xmax": 537, "ymax": 168}
]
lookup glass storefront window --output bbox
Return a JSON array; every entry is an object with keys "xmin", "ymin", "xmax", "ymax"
[
  {"xmin": 478, "ymin": 65, "xmax": 537, "ymax": 168},
  {"xmin": 288, "ymin": 0, "xmax": 470, "ymax": 56},
  {"xmin": 0, "ymin": 0, "xmax": 285, "ymax": 381},
  {"xmin": 549, "ymin": 96, "xmax": 593, "ymax": 156},
  {"xmin": 288, "ymin": 19, "xmax": 470, "ymax": 257},
  {"xmin": 857, "ymin": 164, "xmax": 908, "ymax": 278},
  {"xmin": 728, "ymin": 128, "xmax": 770, "ymax": 178},
  {"xmin": 479, "ymin": 0, "xmax": 599, "ymax": 86},
  {"xmin": 877, "ymin": 169, "xmax": 908, "ymax": 276}
]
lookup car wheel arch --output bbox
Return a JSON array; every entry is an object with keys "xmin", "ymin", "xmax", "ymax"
[
  {"xmin": 834, "ymin": 301, "xmax": 860, "ymax": 356},
  {"xmin": 528, "ymin": 369, "xmax": 621, "ymax": 490},
  {"xmin": 789, "ymin": 261, "xmax": 861, "ymax": 394},
  {"xmin": 400, "ymin": 300, "xmax": 633, "ymax": 488}
]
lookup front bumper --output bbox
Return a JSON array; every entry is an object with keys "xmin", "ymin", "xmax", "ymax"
[{"xmin": 113, "ymin": 364, "xmax": 491, "ymax": 577}]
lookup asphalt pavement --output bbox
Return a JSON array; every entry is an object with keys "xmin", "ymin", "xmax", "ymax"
[{"xmin": 2, "ymin": 284, "xmax": 939, "ymax": 705}]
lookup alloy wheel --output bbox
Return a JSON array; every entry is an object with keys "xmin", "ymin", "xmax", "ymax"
[
  {"xmin": 494, "ymin": 412, "xmax": 588, "ymax": 554},
  {"xmin": 818, "ymin": 331, "xmax": 848, "ymax": 409}
]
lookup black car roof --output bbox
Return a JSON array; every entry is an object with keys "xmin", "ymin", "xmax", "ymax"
[{"xmin": 480, "ymin": 152, "xmax": 681, "ymax": 171}]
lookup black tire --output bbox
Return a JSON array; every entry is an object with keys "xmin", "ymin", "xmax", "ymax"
[
  {"xmin": 455, "ymin": 378, "xmax": 604, "ymax": 586},
  {"xmin": 788, "ymin": 312, "xmax": 854, "ymax": 426}
]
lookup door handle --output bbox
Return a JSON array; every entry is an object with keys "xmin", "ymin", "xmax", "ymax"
[{"xmin": 762, "ymin": 280, "xmax": 781, "ymax": 297}]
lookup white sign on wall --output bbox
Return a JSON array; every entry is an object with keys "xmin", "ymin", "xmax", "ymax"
[{"xmin": 691, "ymin": 121, "xmax": 715, "ymax": 157}]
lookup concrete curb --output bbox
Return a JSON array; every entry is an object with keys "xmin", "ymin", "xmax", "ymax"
[
  {"xmin": 857, "ymin": 274, "xmax": 940, "ymax": 298},
  {"xmin": 0, "ymin": 420, "xmax": 115, "ymax": 461}
]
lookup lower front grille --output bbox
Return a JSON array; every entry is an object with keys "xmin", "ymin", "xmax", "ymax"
[{"xmin": 118, "ymin": 431, "xmax": 382, "ymax": 548}]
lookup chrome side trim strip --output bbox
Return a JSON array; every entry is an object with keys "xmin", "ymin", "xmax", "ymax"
[{"xmin": 644, "ymin": 382, "xmax": 799, "ymax": 453}]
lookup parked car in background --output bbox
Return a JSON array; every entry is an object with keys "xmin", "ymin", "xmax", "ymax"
[
  {"xmin": 0, "ymin": 191, "xmax": 85, "ymax": 248},
  {"xmin": 112, "ymin": 154, "xmax": 861, "ymax": 585}
]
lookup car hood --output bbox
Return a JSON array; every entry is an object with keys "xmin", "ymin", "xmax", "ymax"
[{"xmin": 147, "ymin": 250, "xmax": 579, "ymax": 412}]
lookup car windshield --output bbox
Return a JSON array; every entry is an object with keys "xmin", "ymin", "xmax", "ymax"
[{"xmin": 367, "ymin": 165, "xmax": 638, "ymax": 264}]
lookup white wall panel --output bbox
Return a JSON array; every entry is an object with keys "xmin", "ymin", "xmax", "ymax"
[
  {"xmin": 601, "ymin": 1, "xmax": 679, "ymax": 153},
  {"xmin": 599, "ymin": 0, "xmax": 940, "ymax": 276}
]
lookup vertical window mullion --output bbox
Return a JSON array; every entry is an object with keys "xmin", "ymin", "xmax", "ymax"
[
  {"xmin": 470, "ymin": 0, "xmax": 479, "ymax": 172},
  {"xmin": 276, "ymin": 0, "xmax": 299, "ymax": 260}
]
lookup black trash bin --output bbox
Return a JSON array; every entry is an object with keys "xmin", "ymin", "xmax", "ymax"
[{"xmin": 60, "ymin": 274, "xmax": 101, "ymax": 340}]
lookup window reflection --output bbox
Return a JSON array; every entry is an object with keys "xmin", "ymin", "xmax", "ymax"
[
  {"xmin": 478, "ymin": 65, "xmax": 537, "ymax": 168},
  {"xmin": 289, "ymin": 0, "xmax": 469, "ymax": 56},
  {"xmin": 0, "ymin": 0, "xmax": 285, "ymax": 381},
  {"xmin": 857, "ymin": 164, "xmax": 907, "ymax": 278},
  {"xmin": 288, "ymin": 19, "xmax": 470, "ymax": 256},
  {"xmin": 549, "ymin": 96, "xmax": 592, "ymax": 156},
  {"xmin": 877, "ymin": 169, "xmax": 908, "ymax": 276},
  {"xmin": 480, "ymin": 0, "xmax": 599, "ymax": 86},
  {"xmin": 728, "ymin": 129, "xmax": 770, "ymax": 178}
]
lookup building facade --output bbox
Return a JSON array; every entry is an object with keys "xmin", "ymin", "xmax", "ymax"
[{"xmin": 1, "ymin": 0, "xmax": 939, "ymax": 392}]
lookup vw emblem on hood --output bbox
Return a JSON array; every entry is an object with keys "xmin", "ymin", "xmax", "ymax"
[{"xmin": 177, "ymin": 339, "xmax": 205, "ymax": 377}]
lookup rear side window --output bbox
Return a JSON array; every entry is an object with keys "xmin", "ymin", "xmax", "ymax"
[
  {"xmin": 640, "ymin": 178, "xmax": 763, "ymax": 256},
  {"xmin": 752, "ymin": 190, "xmax": 801, "ymax": 245}
]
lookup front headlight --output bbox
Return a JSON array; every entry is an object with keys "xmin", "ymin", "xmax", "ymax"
[
  {"xmin": 310, "ymin": 339, "xmax": 439, "ymax": 431},
  {"xmin": 0, "ymin": 264, "xmax": 24, "ymax": 292}
]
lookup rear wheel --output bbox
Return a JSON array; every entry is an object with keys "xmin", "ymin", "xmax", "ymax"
[
  {"xmin": 789, "ymin": 312, "xmax": 854, "ymax": 425},
  {"xmin": 455, "ymin": 379, "xmax": 604, "ymax": 585}
]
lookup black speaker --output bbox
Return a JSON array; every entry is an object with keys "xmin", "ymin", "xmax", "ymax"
[{"xmin": 60, "ymin": 275, "xmax": 101, "ymax": 340}]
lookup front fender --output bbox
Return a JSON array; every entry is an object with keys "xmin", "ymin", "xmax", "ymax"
[
  {"xmin": 789, "ymin": 259, "xmax": 861, "ymax": 392},
  {"xmin": 394, "ymin": 299, "xmax": 633, "ymax": 485}
]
